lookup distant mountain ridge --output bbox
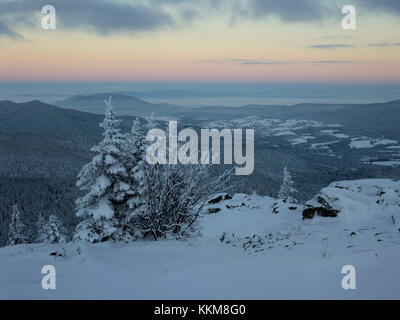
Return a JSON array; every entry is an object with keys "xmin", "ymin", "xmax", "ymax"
[{"xmin": 55, "ymin": 93, "xmax": 184, "ymax": 118}]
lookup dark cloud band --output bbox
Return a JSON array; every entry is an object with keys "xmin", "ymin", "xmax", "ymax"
[
  {"xmin": 0, "ymin": 0, "xmax": 174, "ymax": 37},
  {"xmin": 1, "ymin": 0, "xmax": 400, "ymax": 39}
]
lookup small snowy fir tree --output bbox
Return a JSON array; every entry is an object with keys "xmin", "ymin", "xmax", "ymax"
[
  {"xmin": 43, "ymin": 215, "xmax": 68, "ymax": 243},
  {"xmin": 8, "ymin": 204, "xmax": 27, "ymax": 245},
  {"xmin": 278, "ymin": 166, "xmax": 297, "ymax": 203},
  {"xmin": 120, "ymin": 118, "xmax": 146, "ymax": 233},
  {"xmin": 36, "ymin": 214, "xmax": 47, "ymax": 243},
  {"xmin": 74, "ymin": 97, "xmax": 131, "ymax": 243}
]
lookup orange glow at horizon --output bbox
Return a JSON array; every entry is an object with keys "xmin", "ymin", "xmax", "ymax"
[{"xmin": 1, "ymin": 14, "xmax": 400, "ymax": 83}]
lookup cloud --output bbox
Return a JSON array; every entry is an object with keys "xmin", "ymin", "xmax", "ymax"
[
  {"xmin": 0, "ymin": 0, "xmax": 174, "ymax": 36},
  {"xmin": 307, "ymin": 44, "xmax": 355, "ymax": 49},
  {"xmin": 240, "ymin": 59, "xmax": 354, "ymax": 65},
  {"xmin": 0, "ymin": 20, "xmax": 22, "ymax": 39},
  {"xmin": 244, "ymin": 0, "xmax": 331, "ymax": 22},
  {"xmin": 241, "ymin": 60, "xmax": 289, "ymax": 65},
  {"xmin": 195, "ymin": 59, "xmax": 224, "ymax": 63},
  {"xmin": 368, "ymin": 43, "xmax": 389, "ymax": 47},
  {"xmin": 193, "ymin": 59, "xmax": 354, "ymax": 65},
  {"xmin": 178, "ymin": 8, "xmax": 202, "ymax": 23},
  {"xmin": 308, "ymin": 60, "xmax": 354, "ymax": 64},
  {"xmin": 60, "ymin": 1, "xmax": 174, "ymax": 34},
  {"xmin": 310, "ymin": 35, "xmax": 355, "ymax": 41},
  {"xmin": 148, "ymin": 0, "xmax": 337, "ymax": 25},
  {"xmin": 2, "ymin": 0, "xmax": 400, "ymax": 40},
  {"xmin": 358, "ymin": 0, "xmax": 400, "ymax": 15}
]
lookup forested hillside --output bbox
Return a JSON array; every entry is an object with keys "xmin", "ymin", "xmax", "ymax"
[
  {"xmin": 0, "ymin": 101, "xmax": 134, "ymax": 245},
  {"xmin": 1, "ymin": 99, "xmax": 400, "ymax": 246}
]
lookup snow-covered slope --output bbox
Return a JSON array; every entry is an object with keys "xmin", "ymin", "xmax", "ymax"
[{"xmin": 1, "ymin": 179, "xmax": 399, "ymax": 299}]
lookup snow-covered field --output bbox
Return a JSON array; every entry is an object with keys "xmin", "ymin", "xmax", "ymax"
[
  {"xmin": 369, "ymin": 160, "xmax": 400, "ymax": 167},
  {"xmin": 350, "ymin": 137, "xmax": 398, "ymax": 149},
  {"xmin": 205, "ymin": 116, "xmax": 400, "ymax": 162},
  {"xmin": 1, "ymin": 179, "xmax": 399, "ymax": 300}
]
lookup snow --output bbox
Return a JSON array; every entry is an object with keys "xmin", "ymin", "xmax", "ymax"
[
  {"xmin": 320, "ymin": 130, "xmax": 339, "ymax": 135},
  {"xmin": 1, "ymin": 179, "xmax": 400, "ymax": 299},
  {"xmin": 332, "ymin": 133, "xmax": 349, "ymax": 139},
  {"xmin": 273, "ymin": 130, "xmax": 296, "ymax": 136},
  {"xmin": 320, "ymin": 130, "xmax": 349, "ymax": 139},
  {"xmin": 92, "ymin": 199, "xmax": 114, "ymax": 220},
  {"xmin": 207, "ymin": 116, "xmax": 338, "ymax": 142},
  {"xmin": 368, "ymin": 160, "xmax": 400, "ymax": 167},
  {"xmin": 310, "ymin": 140, "xmax": 340, "ymax": 150},
  {"xmin": 350, "ymin": 137, "xmax": 398, "ymax": 149},
  {"xmin": 288, "ymin": 135, "xmax": 315, "ymax": 145},
  {"xmin": 206, "ymin": 117, "xmax": 399, "ymax": 162}
]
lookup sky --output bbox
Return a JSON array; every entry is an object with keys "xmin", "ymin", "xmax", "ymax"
[{"xmin": 0, "ymin": 0, "xmax": 400, "ymax": 83}]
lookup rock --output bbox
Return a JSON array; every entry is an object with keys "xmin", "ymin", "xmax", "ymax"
[
  {"xmin": 49, "ymin": 248, "xmax": 66, "ymax": 257},
  {"xmin": 208, "ymin": 195, "xmax": 223, "ymax": 204},
  {"xmin": 208, "ymin": 208, "xmax": 221, "ymax": 214},
  {"xmin": 302, "ymin": 196, "xmax": 340, "ymax": 219},
  {"xmin": 220, "ymin": 232, "xmax": 235, "ymax": 243},
  {"xmin": 224, "ymin": 194, "xmax": 233, "ymax": 200}
]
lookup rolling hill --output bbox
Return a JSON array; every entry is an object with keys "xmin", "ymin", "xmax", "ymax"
[{"xmin": 55, "ymin": 93, "xmax": 184, "ymax": 118}]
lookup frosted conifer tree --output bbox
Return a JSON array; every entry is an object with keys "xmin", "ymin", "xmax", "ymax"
[
  {"xmin": 121, "ymin": 118, "xmax": 146, "ymax": 232},
  {"xmin": 74, "ymin": 97, "xmax": 129, "ymax": 243},
  {"xmin": 8, "ymin": 205, "xmax": 27, "ymax": 246},
  {"xmin": 43, "ymin": 215, "xmax": 68, "ymax": 243},
  {"xmin": 36, "ymin": 214, "xmax": 47, "ymax": 243},
  {"xmin": 278, "ymin": 166, "xmax": 297, "ymax": 203}
]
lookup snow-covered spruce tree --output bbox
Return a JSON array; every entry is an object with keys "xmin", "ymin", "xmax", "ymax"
[
  {"xmin": 119, "ymin": 117, "xmax": 147, "ymax": 236},
  {"xmin": 8, "ymin": 204, "xmax": 27, "ymax": 246},
  {"xmin": 74, "ymin": 97, "xmax": 131, "ymax": 243},
  {"xmin": 278, "ymin": 166, "xmax": 297, "ymax": 203},
  {"xmin": 36, "ymin": 214, "xmax": 47, "ymax": 243},
  {"xmin": 42, "ymin": 215, "xmax": 68, "ymax": 243}
]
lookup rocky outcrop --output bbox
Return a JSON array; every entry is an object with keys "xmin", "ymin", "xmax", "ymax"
[{"xmin": 302, "ymin": 196, "xmax": 340, "ymax": 219}]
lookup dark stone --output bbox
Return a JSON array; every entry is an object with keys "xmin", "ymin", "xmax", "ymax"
[
  {"xmin": 224, "ymin": 194, "xmax": 233, "ymax": 200},
  {"xmin": 49, "ymin": 250, "xmax": 65, "ymax": 257},
  {"xmin": 302, "ymin": 197, "xmax": 340, "ymax": 219},
  {"xmin": 208, "ymin": 208, "xmax": 221, "ymax": 214},
  {"xmin": 302, "ymin": 208, "xmax": 315, "ymax": 219},
  {"xmin": 208, "ymin": 195, "xmax": 223, "ymax": 204}
]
